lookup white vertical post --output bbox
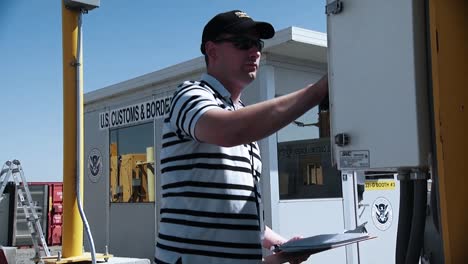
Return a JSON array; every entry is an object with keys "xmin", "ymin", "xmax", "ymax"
[{"xmin": 258, "ymin": 63, "xmax": 280, "ymax": 232}]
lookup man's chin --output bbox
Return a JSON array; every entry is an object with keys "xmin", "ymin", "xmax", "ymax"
[{"xmin": 248, "ymin": 72, "xmax": 257, "ymax": 80}]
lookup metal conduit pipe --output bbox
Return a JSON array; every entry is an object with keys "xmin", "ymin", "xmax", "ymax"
[
  {"xmin": 395, "ymin": 177, "xmax": 414, "ymax": 264},
  {"xmin": 405, "ymin": 179, "xmax": 428, "ymax": 264},
  {"xmin": 430, "ymin": 179, "xmax": 440, "ymax": 232},
  {"xmin": 75, "ymin": 10, "xmax": 97, "ymax": 264}
]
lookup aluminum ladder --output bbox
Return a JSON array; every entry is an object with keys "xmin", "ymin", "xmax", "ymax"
[{"xmin": 0, "ymin": 160, "xmax": 51, "ymax": 261}]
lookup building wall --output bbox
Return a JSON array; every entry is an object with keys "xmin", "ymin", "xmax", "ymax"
[
  {"xmin": 84, "ymin": 70, "xmax": 203, "ymax": 260},
  {"xmin": 256, "ymin": 58, "xmax": 348, "ymax": 263}
]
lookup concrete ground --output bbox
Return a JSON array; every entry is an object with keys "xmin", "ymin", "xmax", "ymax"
[
  {"xmin": 15, "ymin": 246, "xmax": 61, "ymax": 264},
  {"xmin": 15, "ymin": 246, "xmax": 151, "ymax": 264}
]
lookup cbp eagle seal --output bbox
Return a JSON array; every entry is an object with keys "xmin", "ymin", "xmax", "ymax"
[
  {"xmin": 87, "ymin": 148, "xmax": 103, "ymax": 183},
  {"xmin": 371, "ymin": 197, "xmax": 393, "ymax": 231}
]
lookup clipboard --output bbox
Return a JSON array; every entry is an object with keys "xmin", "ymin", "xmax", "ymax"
[{"xmin": 273, "ymin": 222, "xmax": 376, "ymax": 255}]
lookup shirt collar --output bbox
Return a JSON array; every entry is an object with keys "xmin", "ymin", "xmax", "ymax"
[{"xmin": 201, "ymin": 73, "xmax": 232, "ymax": 100}]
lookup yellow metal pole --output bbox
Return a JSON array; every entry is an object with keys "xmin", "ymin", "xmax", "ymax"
[
  {"xmin": 61, "ymin": 1, "xmax": 83, "ymax": 258},
  {"xmin": 429, "ymin": 0, "xmax": 468, "ymax": 262}
]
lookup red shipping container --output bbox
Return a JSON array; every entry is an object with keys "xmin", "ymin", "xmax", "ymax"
[
  {"xmin": 52, "ymin": 214, "xmax": 62, "ymax": 225},
  {"xmin": 51, "ymin": 184, "xmax": 63, "ymax": 203},
  {"xmin": 48, "ymin": 183, "xmax": 63, "ymax": 246},
  {"xmin": 50, "ymin": 225, "xmax": 62, "ymax": 246},
  {"xmin": 53, "ymin": 204, "xmax": 63, "ymax": 213},
  {"xmin": 28, "ymin": 182, "xmax": 64, "ymax": 246}
]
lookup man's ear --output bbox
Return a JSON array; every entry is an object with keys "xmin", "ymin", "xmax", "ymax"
[{"xmin": 205, "ymin": 41, "xmax": 217, "ymax": 61}]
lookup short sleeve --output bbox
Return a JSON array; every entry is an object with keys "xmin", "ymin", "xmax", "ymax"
[{"xmin": 167, "ymin": 81, "xmax": 220, "ymax": 141}]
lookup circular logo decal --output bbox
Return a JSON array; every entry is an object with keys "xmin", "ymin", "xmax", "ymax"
[
  {"xmin": 87, "ymin": 148, "xmax": 103, "ymax": 183},
  {"xmin": 371, "ymin": 197, "xmax": 393, "ymax": 231}
]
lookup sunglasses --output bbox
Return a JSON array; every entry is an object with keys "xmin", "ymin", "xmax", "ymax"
[{"xmin": 213, "ymin": 36, "xmax": 264, "ymax": 52}]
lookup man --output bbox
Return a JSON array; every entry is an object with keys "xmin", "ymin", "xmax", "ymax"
[{"xmin": 155, "ymin": 10, "xmax": 328, "ymax": 264}]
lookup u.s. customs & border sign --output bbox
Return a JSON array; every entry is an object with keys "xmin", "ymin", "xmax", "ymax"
[{"xmin": 99, "ymin": 96, "xmax": 172, "ymax": 130}]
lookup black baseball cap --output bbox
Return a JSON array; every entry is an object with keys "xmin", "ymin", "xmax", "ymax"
[{"xmin": 200, "ymin": 10, "xmax": 275, "ymax": 54}]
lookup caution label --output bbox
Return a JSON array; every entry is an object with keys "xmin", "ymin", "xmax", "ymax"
[{"xmin": 365, "ymin": 180, "xmax": 396, "ymax": 191}]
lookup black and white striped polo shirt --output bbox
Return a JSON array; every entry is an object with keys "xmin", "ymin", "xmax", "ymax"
[{"xmin": 155, "ymin": 73, "xmax": 264, "ymax": 264}]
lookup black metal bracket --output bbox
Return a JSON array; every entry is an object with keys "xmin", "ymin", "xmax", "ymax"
[{"xmin": 326, "ymin": 0, "xmax": 343, "ymax": 15}]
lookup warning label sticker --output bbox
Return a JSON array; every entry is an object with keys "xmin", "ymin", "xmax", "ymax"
[
  {"xmin": 365, "ymin": 180, "xmax": 396, "ymax": 191},
  {"xmin": 339, "ymin": 150, "xmax": 370, "ymax": 169}
]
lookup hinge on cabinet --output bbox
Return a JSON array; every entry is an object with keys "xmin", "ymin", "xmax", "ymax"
[{"xmin": 326, "ymin": 0, "xmax": 343, "ymax": 15}]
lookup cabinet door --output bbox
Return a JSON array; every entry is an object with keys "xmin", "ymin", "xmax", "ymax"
[{"xmin": 326, "ymin": 0, "xmax": 430, "ymax": 170}]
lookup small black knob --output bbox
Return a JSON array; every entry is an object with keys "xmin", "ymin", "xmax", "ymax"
[{"xmin": 335, "ymin": 133, "xmax": 350, "ymax": 146}]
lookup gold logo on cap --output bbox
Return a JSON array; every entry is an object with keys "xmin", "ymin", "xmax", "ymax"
[{"xmin": 235, "ymin": 11, "xmax": 250, "ymax": 18}]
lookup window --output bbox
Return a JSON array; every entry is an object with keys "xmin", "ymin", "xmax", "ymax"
[
  {"xmin": 307, "ymin": 163, "xmax": 323, "ymax": 185},
  {"xmin": 277, "ymin": 101, "xmax": 342, "ymax": 199},
  {"xmin": 109, "ymin": 122, "xmax": 155, "ymax": 203}
]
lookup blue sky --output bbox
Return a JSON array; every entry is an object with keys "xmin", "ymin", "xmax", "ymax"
[{"xmin": 0, "ymin": 0, "xmax": 327, "ymax": 182}]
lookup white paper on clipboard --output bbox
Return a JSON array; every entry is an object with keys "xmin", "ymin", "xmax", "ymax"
[
  {"xmin": 273, "ymin": 223, "xmax": 376, "ymax": 255},
  {"xmin": 274, "ymin": 233, "xmax": 375, "ymax": 255}
]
